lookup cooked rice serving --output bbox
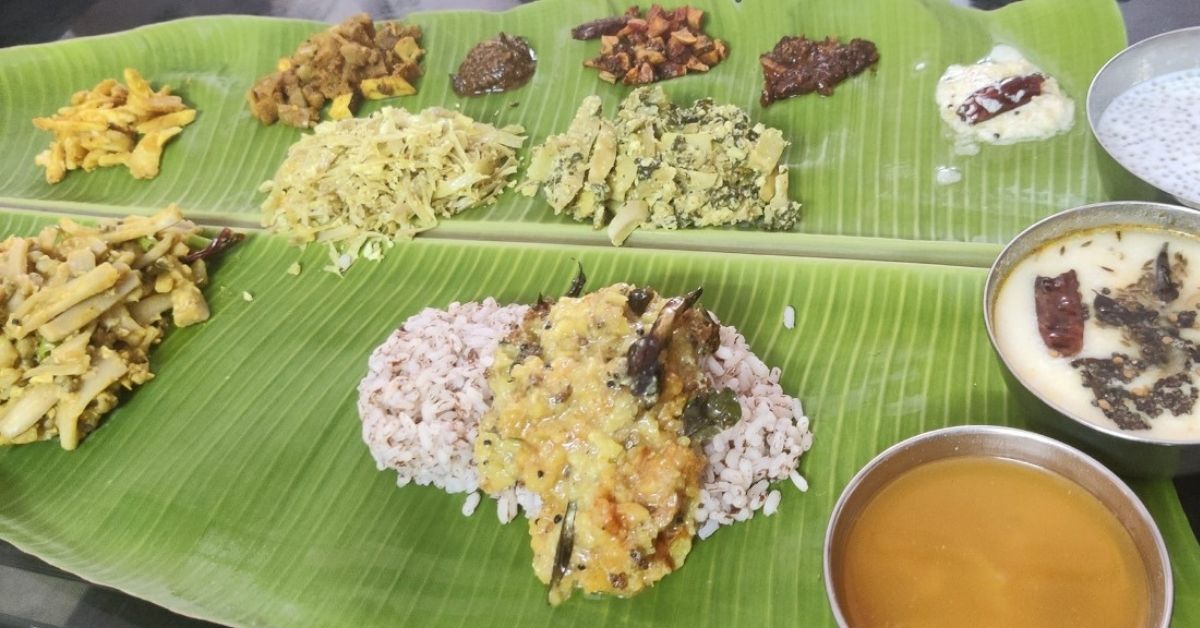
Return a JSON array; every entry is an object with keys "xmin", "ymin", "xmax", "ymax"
[
  {"xmin": 357, "ymin": 299, "xmax": 812, "ymax": 533},
  {"xmin": 358, "ymin": 299, "xmax": 526, "ymax": 494}
]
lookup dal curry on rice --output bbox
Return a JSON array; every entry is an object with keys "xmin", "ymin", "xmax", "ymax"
[
  {"xmin": 476, "ymin": 282, "xmax": 721, "ymax": 604},
  {"xmin": 357, "ymin": 272, "xmax": 813, "ymax": 604}
]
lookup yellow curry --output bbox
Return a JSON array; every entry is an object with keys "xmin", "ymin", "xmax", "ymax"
[{"xmin": 475, "ymin": 281, "xmax": 733, "ymax": 604}]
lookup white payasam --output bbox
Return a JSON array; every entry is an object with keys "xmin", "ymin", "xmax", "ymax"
[
  {"xmin": 993, "ymin": 227, "xmax": 1200, "ymax": 441},
  {"xmin": 1096, "ymin": 68, "xmax": 1200, "ymax": 204},
  {"xmin": 259, "ymin": 106, "xmax": 525, "ymax": 274},
  {"xmin": 936, "ymin": 45, "xmax": 1074, "ymax": 146}
]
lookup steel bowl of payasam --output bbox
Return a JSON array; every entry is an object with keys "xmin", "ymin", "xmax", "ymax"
[{"xmin": 1087, "ymin": 26, "xmax": 1200, "ymax": 209}]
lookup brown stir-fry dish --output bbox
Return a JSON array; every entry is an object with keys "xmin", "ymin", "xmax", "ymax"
[
  {"xmin": 451, "ymin": 33, "xmax": 537, "ymax": 97},
  {"xmin": 573, "ymin": 5, "xmax": 727, "ymax": 85},
  {"xmin": 475, "ymin": 272, "xmax": 742, "ymax": 604},
  {"xmin": 759, "ymin": 36, "xmax": 879, "ymax": 106},
  {"xmin": 246, "ymin": 13, "xmax": 424, "ymax": 128}
]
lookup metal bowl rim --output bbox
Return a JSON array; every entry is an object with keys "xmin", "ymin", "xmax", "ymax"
[
  {"xmin": 982, "ymin": 200, "xmax": 1200, "ymax": 447},
  {"xmin": 822, "ymin": 424, "xmax": 1173, "ymax": 628}
]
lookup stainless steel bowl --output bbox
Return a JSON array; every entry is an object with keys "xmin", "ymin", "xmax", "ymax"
[
  {"xmin": 984, "ymin": 201, "xmax": 1200, "ymax": 477},
  {"xmin": 823, "ymin": 425, "xmax": 1172, "ymax": 628},
  {"xmin": 1087, "ymin": 26, "xmax": 1200, "ymax": 209}
]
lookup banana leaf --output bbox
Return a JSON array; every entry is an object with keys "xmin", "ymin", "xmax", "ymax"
[
  {"xmin": 0, "ymin": 0, "xmax": 1156, "ymax": 250},
  {"xmin": 0, "ymin": 207, "xmax": 1196, "ymax": 626}
]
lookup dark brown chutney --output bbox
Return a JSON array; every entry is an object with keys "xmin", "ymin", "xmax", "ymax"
[{"xmin": 451, "ymin": 33, "xmax": 536, "ymax": 97}]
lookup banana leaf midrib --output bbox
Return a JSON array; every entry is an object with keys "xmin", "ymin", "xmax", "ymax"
[{"xmin": 0, "ymin": 196, "xmax": 1005, "ymax": 269}]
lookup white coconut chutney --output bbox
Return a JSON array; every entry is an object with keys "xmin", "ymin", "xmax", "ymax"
[{"xmin": 936, "ymin": 45, "xmax": 1074, "ymax": 145}]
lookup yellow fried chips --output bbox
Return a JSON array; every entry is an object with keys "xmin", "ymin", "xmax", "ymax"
[{"xmin": 32, "ymin": 68, "xmax": 196, "ymax": 184}]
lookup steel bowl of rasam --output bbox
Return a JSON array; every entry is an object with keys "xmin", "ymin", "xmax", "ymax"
[
  {"xmin": 985, "ymin": 201, "xmax": 1200, "ymax": 477},
  {"xmin": 824, "ymin": 425, "xmax": 1171, "ymax": 627}
]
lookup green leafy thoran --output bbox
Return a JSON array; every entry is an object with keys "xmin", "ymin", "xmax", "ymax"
[{"xmin": 520, "ymin": 87, "xmax": 800, "ymax": 246}]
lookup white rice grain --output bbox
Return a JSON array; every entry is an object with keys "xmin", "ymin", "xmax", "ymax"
[
  {"xmin": 462, "ymin": 492, "xmax": 481, "ymax": 517},
  {"xmin": 763, "ymin": 490, "xmax": 782, "ymax": 516},
  {"xmin": 790, "ymin": 470, "xmax": 810, "ymax": 492},
  {"xmin": 695, "ymin": 323, "xmax": 813, "ymax": 529}
]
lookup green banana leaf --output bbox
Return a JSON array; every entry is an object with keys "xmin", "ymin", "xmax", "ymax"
[
  {"xmin": 0, "ymin": 0, "xmax": 1156, "ymax": 249},
  {"xmin": 0, "ymin": 206, "xmax": 1197, "ymax": 626},
  {"xmin": 0, "ymin": 0, "xmax": 1195, "ymax": 625}
]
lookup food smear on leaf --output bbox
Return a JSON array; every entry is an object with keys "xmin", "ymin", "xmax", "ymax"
[
  {"xmin": 259, "ymin": 106, "xmax": 524, "ymax": 274},
  {"xmin": 246, "ymin": 13, "xmax": 424, "ymax": 128},
  {"xmin": 935, "ymin": 45, "xmax": 1073, "ymax": 146},
  {"xmin": 577, "ymin": 6, "xmax": 727, "ymax": 85},
  {"xmin": 451, "ymin": 33, "xmax": 537, "ymax": 97},
  {"xmin": 993, "ymin": 226, "xmax": 1200, "ymax": 439},
  {"xmin": 0, "ymin": 206, "xmax": 240, "ymax": 449},
  {"xmin": 520, "ymin": 87, "xmax": 799, "ymax": 245},
  {"xmin": 759, "ymin": 36, "xmax": 879, "ymax": 106},
  {"xmin": 32, "ymin": 68, "xmax": 196, "ymax": 184}
]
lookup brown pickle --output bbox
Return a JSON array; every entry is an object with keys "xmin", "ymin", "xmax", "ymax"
[
  {"xmin": 451, "ymin": 33, "xmax": 536, "ymax": 97},
  {"xmin": 759, "ymin": 36, "xmax": 879, "ymax": 106}
]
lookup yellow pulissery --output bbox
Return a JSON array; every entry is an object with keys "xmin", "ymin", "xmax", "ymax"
[{"xmin": 475, "ymin": 284, "xmax": 717, "ymax": 604}]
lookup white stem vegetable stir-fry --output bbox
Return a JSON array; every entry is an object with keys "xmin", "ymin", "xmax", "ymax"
[{"xmin": 0, "ymin": 206, "xmax": 240, "ymax": 450}]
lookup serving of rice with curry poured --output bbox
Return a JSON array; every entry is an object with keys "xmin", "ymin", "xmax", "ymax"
[{"xmin": 357, "ymin": 268, "xmax": 812, "ymax": 604}]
